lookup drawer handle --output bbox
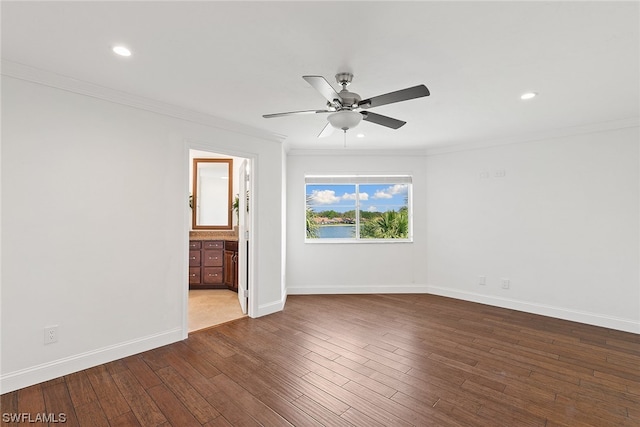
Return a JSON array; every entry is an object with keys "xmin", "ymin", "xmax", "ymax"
[
  {"xmin": 208, "ymin": 273, "xmax": 218, "ymax": 277},
  {"xmin": 191, "ymin": 274, "xmax": 196, "ymax": 277},
  {"xmin": 208, "ymin": 256, "xmax": 218, "ymax": 260},
  {"xmin": 190, "ymin": 257, "xmax": 196, "ymax": 260}
]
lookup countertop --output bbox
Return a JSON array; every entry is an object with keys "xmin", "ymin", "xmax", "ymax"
[{"xmin": 189, "ymin": 230, "xmax": 238, "ymax": 241}]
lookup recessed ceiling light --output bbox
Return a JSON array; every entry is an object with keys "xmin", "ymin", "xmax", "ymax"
[
  {"xmin": 356, "ymin": 133, "xmax": 365, "ymax": 138},
  {"xmin": 112, "ymin": 45, "xmax": 132, "ymax": 57},
  {"xmin": 520, "ymin": 92, "xmax": 537, "ymax": 100}
]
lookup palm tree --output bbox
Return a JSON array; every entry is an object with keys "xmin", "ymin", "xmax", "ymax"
[
  {"xmin": 305, "ymin": 196, "xmax": 319, "ymax": 238},
  {"xmin": 361, "ymin": 210, "xmax": 408, "ymax": 238}
]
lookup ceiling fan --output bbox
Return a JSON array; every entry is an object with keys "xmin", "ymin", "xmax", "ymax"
[{"xmin": 263, "ymin": 73, "xmax": 430, "ymax": 138}]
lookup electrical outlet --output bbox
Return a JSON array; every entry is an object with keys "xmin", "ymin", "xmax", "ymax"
[
  {"xmin": 44, "ymin": 326, "xmax": 58, "ymax": 344},
  {"xmin": 501, "ymin": 279, "xmax": 510, "ymax": 289},
  {"xmin": 478, "ymin": 276, "xmax": 486, "ymax": 286}
]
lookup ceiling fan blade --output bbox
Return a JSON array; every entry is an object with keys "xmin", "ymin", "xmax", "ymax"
[
  {"xmin": 360, "ymin": 111, "xmax": 406, "ymax": 129},
  {"xmin": 263, "ymin": 109, "xmax": 331, "ymax": 118},
  {"xmin": 358, "ymin": 85, "xmax": 430, "ymax": 109},
  {"xmin": 303, "ymin": 75, "xmax": 343, "ymax": 105},
  {"xmin": 317, "ymin": 122, "xmax": 334, "ymax": 138}
]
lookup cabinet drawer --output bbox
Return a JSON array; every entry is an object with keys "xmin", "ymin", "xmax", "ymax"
[
  {"xmin": 188, "ymin": 267, "xmax": 201, "ymax": 284},
  {"xmin": 189, "ymin": 250, "xmax": 201, "ymax": 266},
  {"xmin": 189, "ymin": 240, "xmax": 202, "ymax": 250},
  {"xmin": 225, "ymin": 240, "xmax": 238, "ymax": 251},
  {"xmin": 203, "ymin": 249, "xmax": 223, "ymax": 267},
  {"xmin": 203, "ymin": 240, "xmax": 224, "ymax": 250},
  {"xmin": 203, "ymin": 267, "xmax": 223, "ymax": 284}
]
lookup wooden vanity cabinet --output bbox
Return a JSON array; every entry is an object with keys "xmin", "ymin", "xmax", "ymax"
[
  {"xmin": 189, "ymin": 241, "xmax": 202, "ymax": 285},
  {"xmin": 189, "ymin": 240, "xmax": 238, "ymax": 290},
  {"xmin": 224, "ymin": 240, "xmax": 238, "ymax": 292}
]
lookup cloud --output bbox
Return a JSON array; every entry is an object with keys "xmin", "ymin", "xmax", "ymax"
[
  {"xmin": 340, "ymin": 192, "xmax": 369, "ymax": 201},
  {"xmin": 310, "ymin": 189, "xmax": 372, "ymax": 204},
  {"xmin": 372, "ymin": 184, "xmax": 408, "ymax": 199},
  {"xmin": 373, "ymin": 190, "xmax": 392, "ymax": 199},
  {"xmin": 310, "ymin": 189, "xmax": 340, "ymax": 204},
  {"xmin": 368, "ymin": 206, "xmax": 378, "ymax": 212}
]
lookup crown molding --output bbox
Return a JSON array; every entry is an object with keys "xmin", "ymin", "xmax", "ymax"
[
  {"xmin": 286, "ymin": 148, "xmax": 429, "ymax": 157},
  {"xmin": 1, "ymin": 60, "xmax": 286, "ymax": 144}
]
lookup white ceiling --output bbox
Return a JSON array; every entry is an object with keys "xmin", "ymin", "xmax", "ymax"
[{"xmin": 2, "ymin": 1, "xmax": 638, "ymax": 151}]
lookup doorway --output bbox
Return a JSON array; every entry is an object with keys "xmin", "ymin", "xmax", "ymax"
[
  {"xmin": 187, "ymin": 148, "xmax": 251, "ymax": 333},
  {"xmin": 188, "ymin": 289, "xmax": 244, "ymax": 332}
]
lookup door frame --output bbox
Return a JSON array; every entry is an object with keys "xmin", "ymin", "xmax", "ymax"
[{"xmin": 183, "ymin": 140, "xmax": 256, "ymax": 337}]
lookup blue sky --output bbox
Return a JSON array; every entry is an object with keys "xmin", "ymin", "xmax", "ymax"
[{"xmin": 306, "ymin": 183, "xmax": 408, "ymax": 213}]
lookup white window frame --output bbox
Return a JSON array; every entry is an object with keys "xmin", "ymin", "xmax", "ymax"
[{"xmin": 305, "ymin": 174, "xmax": 413, "ymax": 244}]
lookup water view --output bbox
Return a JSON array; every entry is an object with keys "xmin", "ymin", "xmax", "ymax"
[{"xmin": 316, "ymin": 225, "xmax": 356, "ymax": 238}]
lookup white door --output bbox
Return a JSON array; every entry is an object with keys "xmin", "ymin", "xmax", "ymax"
[{"xmin": 237, "ymin": 159, "xmax": 249, "ymax": 314}]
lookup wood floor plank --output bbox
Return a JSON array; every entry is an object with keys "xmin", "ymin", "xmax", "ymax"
[
  {"xmin": 202, "ymin": 414, "xmax": 235, "ymax": 427},
  {"xmin": 1, "ymin": 392, "xmax": 19, "ymax": 427},
  {"xmin": 211, "ymin": 373, "xmax": 293, "ymax": 426},
  {"xmin": 109, "ymin": 410, "xmax": 142, "ymax": 427},
  {"xmin": 302, "ymin": 371, "xmax": 413, "ymax": 427},
  {"xmin": 84, "ymin": 365, "xmax": 131, "ymax": 420},
  {"xmin": 391, "ymin": 391, "xmax": 477, "ymax": 427},
  {"xmin": 2, "ymin": 294, "xmax": 638, "ymax": 426},
  {"xmin": 339, "ymin": 406, "xmax": 389, "ymax": 427},
  {"xmin": 199, "ymin": 344, "xmax": 305, "ymax": 402},
  {"xmin": 64, "ymin": 371, "xmax": 98, "ymax": 407},
  {"xmin": 41, "ymin": 381, "xmax": 79, "ymax": 426},
  {"xmin": 148, "ymin": 347, "xmax": 220, "ymax": 399},
  {"xmin": 110, "ymin": 369, "xmax": 167, "ymax": 426},
  {"xmin": 205, "ymin": 389, "xmax": 263, "ymax": 426},
  {"xmin": 155, "ymin": 366, "xmax": 220, "ymax": 424},
  {"xmin": 146, "ymin": 383, "xmax": 201, "ymax": 427},
  {"xmin": 73, "ymin": 401, "xmax": 110, "ymax": 427},
  {"xmin": 254, "ymin": 390, "xmax": 325, "ymax": 427},
  {"xmin": 289, "ymin": 394, "xmax": 353, "ymax": 427},
  {"xmin": 305, "ymin": 351, "xmax": 397, "ymax": 398},
  {"xmin": 122, "ymin": 355, "xmax": 163, "ymax": 390},
  {"xmin": 16, "ymin": 383, "xmax": 46, "ymax": 419}
]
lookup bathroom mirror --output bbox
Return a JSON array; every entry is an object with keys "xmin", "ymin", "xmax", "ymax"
[{"xmin": 192, "ymin": 158, "xmax": 233, "ymax": 230}]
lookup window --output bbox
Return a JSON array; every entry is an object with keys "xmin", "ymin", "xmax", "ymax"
[{"xmin": 305, "ymin": 175, "xmax": 412, "ymax": 242}]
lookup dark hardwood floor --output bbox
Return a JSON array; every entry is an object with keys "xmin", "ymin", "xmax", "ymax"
[{"xmin": 2, "ymin": 294, "xmax": 639, "ymax": 426}]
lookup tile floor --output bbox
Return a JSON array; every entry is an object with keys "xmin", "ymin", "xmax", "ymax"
[{"xmin": 188, "ymin": 289, "xmax": 246, "ymax": 333}]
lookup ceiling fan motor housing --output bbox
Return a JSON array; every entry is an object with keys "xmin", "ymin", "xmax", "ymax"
[
  {"xmin": 335, "ymin": 73, "xmax": 361, "ymax": 109},
  {"xmin": 338, "ymin": 90, "xmax": 361, "ymax": 109}
]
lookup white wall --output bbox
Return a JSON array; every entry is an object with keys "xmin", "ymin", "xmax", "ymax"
[
  {"xmin": 1, "ymin": 75, "xmax": 285, "ymax": 392},
  {"xmin": 426, "ymin": 127, "xmax": 639, "ymax": 333},
  {"xmin": 286, "ymin": 152, "xmax": 429, "ymax": 293}
]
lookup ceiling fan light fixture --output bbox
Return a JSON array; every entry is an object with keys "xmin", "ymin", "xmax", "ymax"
[{"xmin": 327, "ymin": 110, "xmax": 362, "ymax": 131}]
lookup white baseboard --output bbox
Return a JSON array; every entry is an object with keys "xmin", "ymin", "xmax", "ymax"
[
  {"xmin": 0, "ymin": 328, "xmax": 184, "ymax": 394},
  {"xmin": 287, "ymin": 284, "xmax": 430, "ymax": 295},
  {"xmin": 426, "ymin": 285, "xmax": 640, "ymax": 334},
  {"xmin": 256, "ymin": 296, "xmax": 287, "ymax": 317}
]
